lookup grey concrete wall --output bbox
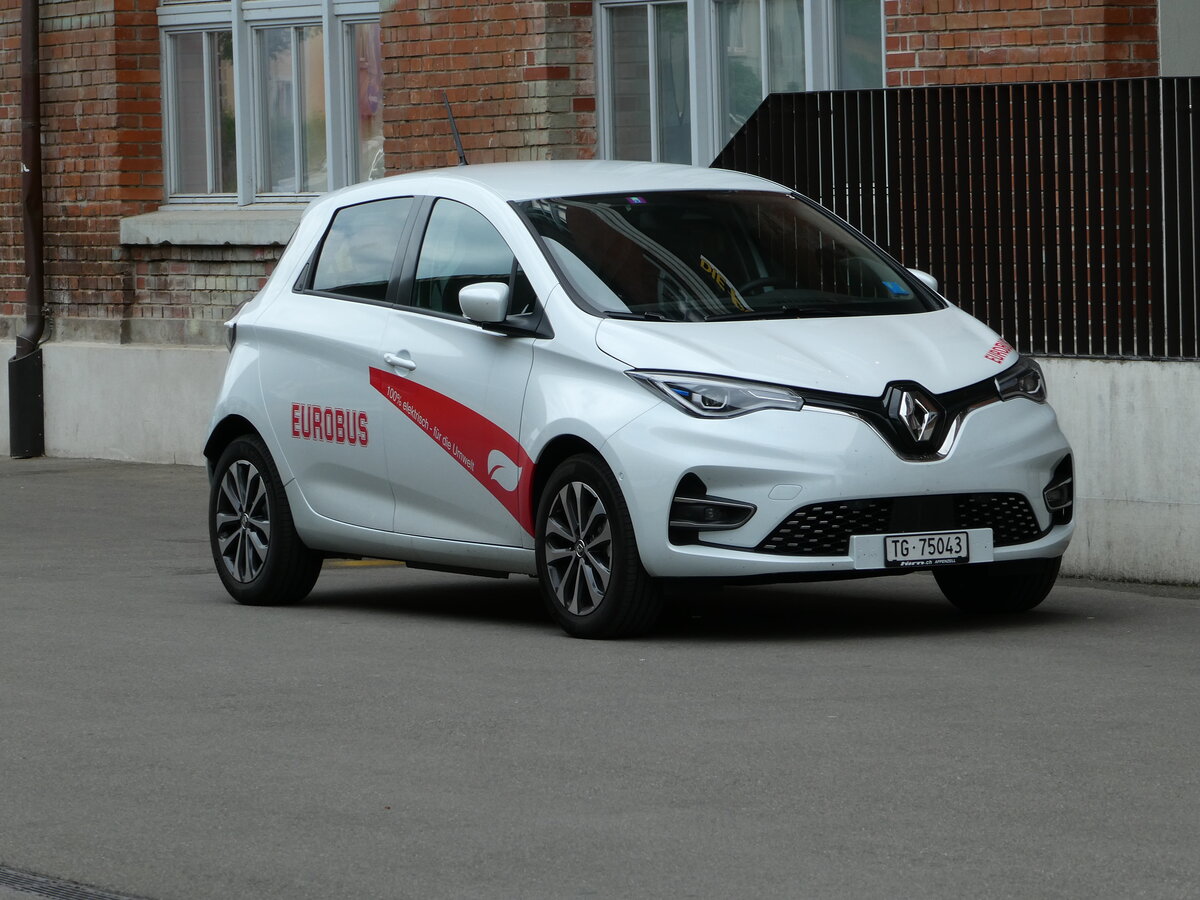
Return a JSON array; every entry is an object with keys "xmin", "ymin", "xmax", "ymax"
[
  {"xmin": 40, "ymin": 343, "xmax": 227, "ymax": 466},
  {"xmin": 1042, "ymin": 357, "xmax": 1200, "ymax": 584},
  {"xmin": 1160, "ymin": 0, "xmax": 1200, "ymax": 76},
  {"xmin": 2, "ymin": 344, "xmax": 1197, "ymax": 584}
]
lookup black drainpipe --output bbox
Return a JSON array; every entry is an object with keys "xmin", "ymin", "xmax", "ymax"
[{"xmin": 9, "ymin": 0, "xmax": 46, "ymax": 458}]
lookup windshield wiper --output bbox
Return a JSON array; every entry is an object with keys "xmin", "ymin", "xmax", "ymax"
[
  {"xmin": 704, "ymin": 305, "xmax": 852, "ymax": 322},
  {"xmin": 605, "ymin": 310, "xmax": 675, "ymax": 321}
]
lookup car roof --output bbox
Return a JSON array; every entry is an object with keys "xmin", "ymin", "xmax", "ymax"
[{"xmin": 320, "ymin": 160, "xmax": 788, "ymax": 206}]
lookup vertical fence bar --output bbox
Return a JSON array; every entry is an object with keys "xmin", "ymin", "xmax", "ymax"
[
  {"xmin": 1115, "ymin": 80, "xmax": 1135, "ymax": 356},
  {"xmin": 1012, "ymin": 83, "xmax": 1035, "ymax": 352},
  {"xmin": 941, "ymin": 86, "xmax": 959, "ymax": 308},
  {"xmin": 1188, "ymin": 78, "xmax": 1200, "ymax": 359},
  {"xmin": 1175, "ymin": 78, "xmax": 1197, "ymax": 358},
  {"xmin": 1159, "ymin": 78, "xmax": 1180, "ymax": 359},
  {"xmin": 1130, "ymin": 80, "xmax": 1152, "ymax": 358},
  {"xmin": 1042, "ymin": 83, "xmax": 1060, "ymax": 354},
  {"xmin": 872, "ymin": 89, "xmax": 889, "ymax": 250},
  {"xmin": 1072, "ymin": 81, "xmax": 1092, "ymax": 356},
  {"xmin": 1027, "ymin": 82, "xmax": 1046, "ymax": 355}
]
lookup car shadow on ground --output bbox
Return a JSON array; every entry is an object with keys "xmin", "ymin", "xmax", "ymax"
[{"xmin": 295, "ymin": 566, "xmax": 1083, "ymax": 643}]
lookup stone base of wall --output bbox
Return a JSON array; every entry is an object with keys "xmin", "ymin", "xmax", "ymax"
[
  {"xmin": 2, "ymin": 348, "xmax": 1196, "ymax": 585},
  {"xmin": 6, "ymin": 342, "xmax": 227, "ymax": 465},
  {"xmin": 1040, "ymin": 358, "xmax": 1200, "ymax": 585}
]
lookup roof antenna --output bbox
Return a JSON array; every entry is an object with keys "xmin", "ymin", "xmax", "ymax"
[{"xmin": 443, "ymin": 91, "xmax": 468, "ymax": 166}]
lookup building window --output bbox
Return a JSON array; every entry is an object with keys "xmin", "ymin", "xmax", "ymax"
[
  {"xmin": 606, "ymin": 3, "xmax": 691, "ymax": 164},
  {"xmin": 598, "ymin": 0, "xmax": 884, "ymax": 164},
  {"xmin": 160, "ymin": 0, "xmax": 383, "ymax": 204}
]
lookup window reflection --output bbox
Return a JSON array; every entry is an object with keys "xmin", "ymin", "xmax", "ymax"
[
  {"xmin": 837, "ymin": 0, "xmax": 883, "ymax": 90},
  {"xmin": 655, "ymin": 4, "xmax": 691, "ymax": 164},
  {"xmin": 352, "ymin": 22, "xmax": 385, "ymax": 181},
  {"xmin": 171, "ymin": 31, "xmax": 237, "ymax": 194},
  {"xmin": 610, "ymin": 6, "xmax": 651, "ymax": 160},
  {"xmin": 259, "ymin": 25, "xmax": 326, "ymax": 194}
]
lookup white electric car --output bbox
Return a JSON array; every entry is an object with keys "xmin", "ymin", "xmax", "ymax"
[{"xmin": 205, "ymin": 160, "xmax": 1074, "ymax": 638}]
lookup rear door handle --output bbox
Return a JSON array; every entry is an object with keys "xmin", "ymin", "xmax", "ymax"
[{"xmin": 383, "ymin": 351, "xmax": 417, "ymax": 371}]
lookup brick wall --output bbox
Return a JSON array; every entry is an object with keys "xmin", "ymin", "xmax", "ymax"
[
  {"xmin": 0, "ymin": 0, "xmax": 164, "ymax": 329},
  {"xmin": 127, "ymin": 245, "xmax": 280, "ymax": 345},
  {"xmin": 886, "ymin": 0, "xmax": 1159, "ymax": 86},
  {"xmin": 380, "ymin": 0, "xmax": 596, "ymax": 173},
  {"xmin": 1, "ymin": 0, "xmax": 1174, "ymax": 349}
]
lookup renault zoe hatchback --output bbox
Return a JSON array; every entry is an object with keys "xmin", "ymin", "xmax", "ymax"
[{"xmin": 205, "ymin": 160, "xmax": 1074, "ymax": 638}]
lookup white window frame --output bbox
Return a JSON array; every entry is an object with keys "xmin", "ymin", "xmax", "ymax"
[
  {"xmin": 159, "ymin": 0, "xmax": 379, "ymax": 205},
  {"xmin": 596, "ymin": 0, "xmax": 885, "ymax": 165}
]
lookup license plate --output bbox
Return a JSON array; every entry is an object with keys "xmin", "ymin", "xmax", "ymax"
[{"xmin": 884, "ymin": 530, "xmax": 970, "ymax": 568}]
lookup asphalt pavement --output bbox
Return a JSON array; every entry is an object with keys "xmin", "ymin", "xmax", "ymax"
[{"xmin": 1, "ymin": 456, "xmax": 1198, "ymax": 900}]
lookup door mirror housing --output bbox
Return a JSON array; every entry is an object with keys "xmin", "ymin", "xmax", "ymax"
[
  {"xmin": 908, "ymin": 268, "xmax": 940, "ymax": 294},
  {"xmin": 459, "ymin": 281, "xmax": 511, "ymax": 324}
]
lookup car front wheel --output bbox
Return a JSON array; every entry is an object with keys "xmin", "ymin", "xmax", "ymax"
[
  {"xmin": 209, "ymin": 435, "xmax": 322, "ymax": 606},
  {"xmin": 535, "ymin": 454, "xmax": 662, "ymax": 639},
  {"xmin": 934, "ymin": 556, "xmax": 1062, "ymax": 614}
]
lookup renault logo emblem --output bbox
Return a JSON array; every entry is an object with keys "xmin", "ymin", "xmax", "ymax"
[{"xmin": 897, "ymin": 388, "xmax": 939, "ymax": 443}]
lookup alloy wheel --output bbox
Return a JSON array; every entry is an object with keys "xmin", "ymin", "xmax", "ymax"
[
  {"xmin": 214, "ymin": 459, "xmax": 272, "ymax": 583},
  {"xmin": 543, "ymin": 481, "xmax": 612, "ymax": 616}
]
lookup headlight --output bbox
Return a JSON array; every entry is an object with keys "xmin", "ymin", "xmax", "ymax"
[
  {"xmin": 995, "ymin": 358, "xmax": 1047, "ymax": 403},
  {"xmin": 628, "ymin": 371, "xmax": 805, "ymax": 418}
]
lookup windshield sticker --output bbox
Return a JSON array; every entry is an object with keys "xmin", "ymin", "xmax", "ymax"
[
  {"xmin": 699, "ymin": 255, "xmax": 753, "ymax": 312},
  {"xmin": 985, "ymin": 340, "xmax": 1014, "ymax": 364},
  {"xmin": 368, "ymin": 367, "xmax": 534, "ymax": 534},
  {"xmin": 625, "ymin": 196, "xmax": 648, "ymax": 205},
  {"xmin": 882, "ymin": 281, "xmax": 910, "ymax": 296}
]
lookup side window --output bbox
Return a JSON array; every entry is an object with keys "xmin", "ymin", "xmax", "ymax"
[
  {"xmin": 311, "ymin": 197, "xmax": 414, "ymax": 300},
  {"xmin": 411, "ymin": 200, "xmax": 520, "ymax": 316}
]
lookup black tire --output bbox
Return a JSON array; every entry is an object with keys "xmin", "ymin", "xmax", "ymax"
[
  {"xmin": 934, "ymin": 555, "xmax": 1062, "ymax": 614},
  {"xmin": 209, "ymin": 435, "xmax": 322, "ymax": 606},
  {"xmin": 535, "ymin": 454, "xmax": 663, "ymax": 639}
]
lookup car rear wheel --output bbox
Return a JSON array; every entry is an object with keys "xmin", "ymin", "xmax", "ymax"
[
  {"xmin": 934, "ymin": 556, "xmax": 1062, "ymax": 614},
  {"xmin": 209, "ymin": 435, "xmax": 322, "ymax": 606},
  {"xmin": 536, "ymin": 454, "xmax": 663, "ymax": 639}
]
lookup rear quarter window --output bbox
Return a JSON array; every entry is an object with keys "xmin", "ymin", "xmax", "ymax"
[{"xmin": 310, "ymin": 197, "xmax": 415, "ymax": 301}]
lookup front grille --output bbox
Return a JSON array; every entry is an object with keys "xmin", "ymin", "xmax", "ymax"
[
  {"xmin": 953, "ymin": 493, "xmax": 1044, "ymax": 547},
  {"xmin": 757, "ymin": 493, "xmax": 1045, "ymax": 556}
]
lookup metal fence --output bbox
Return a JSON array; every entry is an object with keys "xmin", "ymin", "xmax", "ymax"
[{"xmin": 714, "ymin": 77, "xmax": 1200, "ymax": 360}]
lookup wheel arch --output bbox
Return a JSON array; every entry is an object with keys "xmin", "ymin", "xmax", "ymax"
[
  {"xmin": 530, "ymin": 434, "xmax": 604, "ymax": 524},
  {"xmin": 204, "ymin": 415, "xmax": 263, "ymax": 474}
]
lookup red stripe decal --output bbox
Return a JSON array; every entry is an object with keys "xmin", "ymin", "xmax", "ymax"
[{"xmin": 369, "ymin": 367, "xmax": 534, "ymax": 534}]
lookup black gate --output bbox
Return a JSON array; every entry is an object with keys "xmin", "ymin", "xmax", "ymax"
[{"xmin": 714, "ymin": 78, "xmax": 1200, "ymax": 360}]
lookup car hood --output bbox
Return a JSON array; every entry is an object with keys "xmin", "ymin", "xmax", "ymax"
[{"xmin": 594, "ymin": 306, "xmax": 1012, "ymax": 396}]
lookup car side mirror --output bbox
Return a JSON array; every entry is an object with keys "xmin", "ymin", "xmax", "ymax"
[
  {"xmin": 907, "ymin": 268, "xmax": 940, "ymax": 294},
  {"xmin": 459, "ymin": 281, "xmax": 510, "ymax": 324}
]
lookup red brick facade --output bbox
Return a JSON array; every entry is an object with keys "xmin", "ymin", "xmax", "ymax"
[
  {"xmin": 886, "ymin": 0, "xmax": 1159, "ymax": 86},
  {"xmin": 0, "ymin": 0, "xmax": 162, "ymax": 331},
  {"xmin": 380, "ymin": 0, "xmax": 596, "ymax": 173},
  {"xmin": 0, "ymin": 1, "xmax": 1170, "ymax": 343}
]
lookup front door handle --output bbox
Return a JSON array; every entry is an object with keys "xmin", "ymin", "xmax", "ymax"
[{"xmin": 383, "ymin": 351, "xmax": 417, "ymax": 371}]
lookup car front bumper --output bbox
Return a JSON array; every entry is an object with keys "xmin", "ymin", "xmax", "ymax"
[{"xmin": 601, "ymin": 396, "xmax": 1074, "ymax": 580}]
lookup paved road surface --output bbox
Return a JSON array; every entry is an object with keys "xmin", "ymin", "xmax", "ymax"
[{"xmin": 1, "ymin": 457, "xmax": 1197, "ymax": 899}]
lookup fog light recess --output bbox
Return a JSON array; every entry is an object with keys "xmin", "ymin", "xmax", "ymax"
[
  {"xmin": 669, "ymin": 476, "xmax": 756, "ymax": 544},
  {"xmin": 1043, "ymin": 454, "xmax": 1074, "ymax": 525}
]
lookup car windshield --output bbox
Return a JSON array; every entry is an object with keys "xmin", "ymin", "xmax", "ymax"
[{"xmin": 519, "ymin": 190, "xmax": 939, "ymax": 322}]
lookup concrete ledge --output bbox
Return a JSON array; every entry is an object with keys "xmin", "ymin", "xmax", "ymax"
[
  {"xmin": 1041, "ymin": 357, "xmax": 1200, "ymax": 584},
  {"xmin": 41, "ymin": 342, "xmax": 227, "ymax": 465},
  {"xmin": 3, "ymin": 342, "xmax": 1198, "ymax": 584},
  {"xmin": 120, "ymin": 207, "xmax": 304, "ymax": 247}
]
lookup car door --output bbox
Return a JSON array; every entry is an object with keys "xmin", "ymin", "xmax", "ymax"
[
  {"xmin": 257, "ymin": 196, "xmax": 416, "ymax": 531},
  {"xmin": 371, "ymin": 197, "xmax": 539, "ymax": 547}
]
